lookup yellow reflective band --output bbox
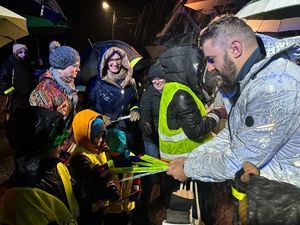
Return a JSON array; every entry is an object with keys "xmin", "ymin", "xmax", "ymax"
[
  {"xmin": 140, "ymin": 154, "xmax": 169, "ymax": 166},
  {"xmin": 4, "ymin": 86, "xmax": 14, "ymax": 94},
  {"xmin": 130, "ymin": 57, "xmax": 143, "ymax": 68},
  {"xmin": 111, "ymin": 166, "xmax": 167, "ymax": 174},
  {"xmin": 130, "ymin": 106, "xmax": 139, "ymax": 111},
  {"xmin": 132, "ymin": 161, "xmax": 159, "ymax": 167},
  {"xmin": 107, "ymin": 160, "xmax": 115, "ymax": 168},
  {"xmin": 231, "ymin": 186, "xmax": 247, "ymax": 201}
]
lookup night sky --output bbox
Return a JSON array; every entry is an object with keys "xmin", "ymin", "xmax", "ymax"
[{"xmin": 1, "ymin": 0, "xmax": 176, "ymax": 62}]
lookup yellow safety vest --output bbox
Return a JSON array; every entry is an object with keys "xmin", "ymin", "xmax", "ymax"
[
  {"xmin": 0, "ymin": 162, "xmax": 79, "ymax": 225},
  {"xmin": 159, "ymin": 82, "xmax": 212, "ymax": 161}
]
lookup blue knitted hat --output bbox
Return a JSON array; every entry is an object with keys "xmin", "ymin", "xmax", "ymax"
[
  {"xmin": 91, "ymin": 118, "xmax": 106, "ymax": 142},
  {"xmin": 49, "ymin": 46, "xmax": 80, "ymax": 69}
]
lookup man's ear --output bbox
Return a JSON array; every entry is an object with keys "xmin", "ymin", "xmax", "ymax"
[{"xmin": 230, "ymin": 40, "xmax": 243, "ymax": 58}]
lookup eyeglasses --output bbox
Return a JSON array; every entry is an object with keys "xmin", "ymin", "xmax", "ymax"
[
  {"xmin": 206, "ymin": 56, "xmax": 215, "ymax": 64},
  {"xmin": 17, "ymin": 50, "xmax": 27, "ymax": 55},
  {"xmin": 108, "ymin": 58, "xmax": 122, "ymax": 63}
]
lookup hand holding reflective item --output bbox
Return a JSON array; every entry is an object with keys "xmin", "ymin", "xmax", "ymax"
[
  {"xmin": 130, "ymin": 110, "xmax": 140, "ymax": 122},
  {"xmin": 167, "ymin": 157, "xmax": 188, "ymax": 182},
  {"xmin": 102, "ymin": 115, "xmax": 112, "ymax": 126}
]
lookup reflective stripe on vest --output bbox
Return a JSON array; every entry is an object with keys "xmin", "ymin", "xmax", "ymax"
[{"xmin": 159, "ymin": 82, "xmax": 211, "ymax": 161}]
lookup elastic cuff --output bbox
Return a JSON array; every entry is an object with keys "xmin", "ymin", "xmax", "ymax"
[
  {"xmin": 207, "ymin": 112, "xmax": 220, "ymax": 124},
  {"xmin": 130, "ymin": 106, "xmax": 139, "ymax": 111}
]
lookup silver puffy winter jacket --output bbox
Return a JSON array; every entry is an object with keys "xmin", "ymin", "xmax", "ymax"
[{"xmin": 184, "ymin": 34, "xmax": 300, "ymax": 187}]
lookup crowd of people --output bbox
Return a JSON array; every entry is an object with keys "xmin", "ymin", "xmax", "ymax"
[{"xmin": 0, "ymin": 14, "xmax": 300, "ymax": 225}]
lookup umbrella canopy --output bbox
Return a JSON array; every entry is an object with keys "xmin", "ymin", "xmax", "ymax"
[
  {"xmin": 32, "ymin": 0, "xmax": 67, "ymax": 20},
  {"xmin": 236, "ymin": 0, "xmax": 300, "ymax": 19},
  {"xmin": 25, "ymin": 15, "xmax": 71, "ymax": 33},
  {"xmin": 236, "ymin": 0, "xmax": 300, "ymax": 33},
  {"xmin": 0, "ymin": 6, "xmax": 29, "ymax": 47},
  {"xmin": 245, "ymin": 17, "xmax": 300, "ymax": 33}
]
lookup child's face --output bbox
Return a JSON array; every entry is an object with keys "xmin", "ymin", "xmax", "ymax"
[{"xmin": 93, "ymin": 131, "xmax": 104, "ymax": 148}]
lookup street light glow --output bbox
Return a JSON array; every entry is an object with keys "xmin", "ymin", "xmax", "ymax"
[{"xmin": 102, "ymin": 1, "xmax": 110, "ymax": 10}]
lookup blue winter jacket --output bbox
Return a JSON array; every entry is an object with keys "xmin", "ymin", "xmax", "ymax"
[{"xmin": 87, "ymin": 75, "xmax": 139, "ymax": 122}]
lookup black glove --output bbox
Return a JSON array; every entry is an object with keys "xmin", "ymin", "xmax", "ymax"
[{"xmin": 101, "ymin": 180, "xmax": 120, "ymax": 202}]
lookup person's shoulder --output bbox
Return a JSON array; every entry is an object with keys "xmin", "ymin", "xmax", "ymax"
[{"xmin": 88, "ymin": 75, "xmax": 103, "ymax": 86}]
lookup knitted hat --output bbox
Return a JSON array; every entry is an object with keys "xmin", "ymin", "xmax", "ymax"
[
  {"xmin": 13, "ymin": 43, "xmax": 28, "ymax": 55},
  {"xmin": 148, "ymin": 63, "xmax": 165, "ymax": 81},
  {"xmin": 6, "ymin": 106, "xmax": 68, "ymax": 157},
  {"xmin": 105, "ymin": 128, "xmax": 130, "ymax": 158},
  {"xmin": 49, "ymin": 40, "xmax": 61, "ymax": 53},
  {"xmin": 49, "ymin": 46, "xmax": 80, "ymax": 69},
  {"xmin": 91, "ymin": 118, "xmax": 106, "ymax": 142}
]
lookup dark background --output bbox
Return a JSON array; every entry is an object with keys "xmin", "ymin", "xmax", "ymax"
[{"xmin": 1, "ymin": 0, "xmax": 177, "ymax": 63}]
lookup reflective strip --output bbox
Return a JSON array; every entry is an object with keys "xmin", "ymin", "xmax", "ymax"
[
  {"xmin": 160, "ymin": 151, "xmax": 189, "ymax": 162},
  {"xmin": 107, "ymin": 159, "xmax": 115, "ymax": 168},
  {"xmin": 130, "ymin": 106, "xmax": 139, "ymax": 111},
  {"xmin": 231, "ymin": 185, "xmax": 246, "ymax": 201},
  {"xmin": 130, "ymin": 57, "xmax": 143, "ymax": 68},
  {"xmin": 4, "ymin": 86, "xmax": 14, "ymax": 94},
  {"xmin": 159, "ymin": 130, "xmax": 188, "ymax": 142}
]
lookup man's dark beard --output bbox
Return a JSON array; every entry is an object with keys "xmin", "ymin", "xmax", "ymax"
[{"xmin": 220, "ymin": 52, "xmax": 237, "ymax": 88}]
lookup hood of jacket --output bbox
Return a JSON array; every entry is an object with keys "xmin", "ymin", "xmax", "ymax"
[
  {"xmin": 72, "ymin": 109, "xmax": 106, "ymax": 152},
  {"xmin": 240, "ymin": 34, "xmax": 300, "ymax": 90},
  {"xmin": 158, "ymin": 45, "xmax": 207, "ymax": 100},
  {"xmin": 97, "ymin": 46, "xmax": 133, "ymax": 79}
]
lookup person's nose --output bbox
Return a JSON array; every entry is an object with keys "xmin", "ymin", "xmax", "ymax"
[{"xmin": 207, "ymin": 63, "xmax": 215, "ymax": 72}]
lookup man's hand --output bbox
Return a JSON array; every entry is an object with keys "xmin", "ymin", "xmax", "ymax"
[
  {"xmin": 240, "ymin": 161, "xmax": 260, "ymax": 182},
  {"xmin": 167, "ymin": 157, "xmax": 188, "ymax": 182},
  {"xmin": 130, "ymin": 110, "xmax": 140, "ymax": 122}
]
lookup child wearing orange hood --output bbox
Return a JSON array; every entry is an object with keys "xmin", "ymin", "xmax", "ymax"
[{"xmin": 70, "ymin": 109, "xmax": 119, "ymax": 225}]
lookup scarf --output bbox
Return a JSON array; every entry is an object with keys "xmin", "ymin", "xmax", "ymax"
[
  {"xmin": 104, "ymin": 69, "xmax": 133, "ymax": 89},
  {"xmin": 50, "ymin": 67, "xmax": 78, "ymax": 107}
]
